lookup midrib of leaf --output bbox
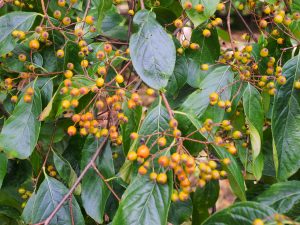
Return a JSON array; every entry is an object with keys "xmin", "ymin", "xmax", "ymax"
[
  {"xmin": 136, "ymin": 182, "xmax": 157, "ymax": 224},
  {"xmin": 44, "ymin": 176, "xmax": 58, "ymax": 223}
]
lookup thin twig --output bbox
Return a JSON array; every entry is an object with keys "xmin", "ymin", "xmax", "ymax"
[
  {"xmin": 140, "ymin": 0, "xmax": 145, "ymax": 10},
  {"xmin": 34, "ymin": 137, "xmax": 108, "ymax": 225},
  {"xmin": 160, "ymin": 92, "xmax": 174, "ymax": 119},
  {"xmin": 231, "ymin": 3, "xmax": 258, "ymax": 42},
  {"xmin": 92, "ymin": 163, "xmax": 121, "ymax": 201}
]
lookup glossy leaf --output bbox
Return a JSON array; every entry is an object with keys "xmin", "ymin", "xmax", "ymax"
[
  {"xmin": 255, "ymin": 181, "xmax": 300, "ymax": 218},
  {"xmin": 22, "ymin": 176, "xmax": 84, "ymax": 225},
  {"xmin": 139, "ymin": 102, "xmax": 170, "ymax": 152},
  {"xmin": 53, "ymin": 150, "xmax": 81, "ymax": 195},
  {"xmin": 168, "ymin": 198, "xmax": 193, "ymax": 225},
  {"xmin": 0, "ymin": 12, "xmax": 39, "ymax": 55},
  {"xmin": 181, "ymin": 66, "xmax": 234, "ymax": 118},
  {"xmin": 0, "ymin": 83, "xmax": 42, "ymax": 159},
  {"xmin": 186, "ymin": 27, "xmax": 220, "ymax": 64},
  {"xmin": 243, "ymin": 83, "xmax": 264, "ymax": 180},
  {"xmin": 130, "ymin": 10, "xmax": 176, "ymax": 90},
  {"xmin": 0, "ymin": 153, "xmax": 7, "ymax": 188},
  {"xmin": 180, "ymin": 0, "xmax": 219, "ymax": 27},
  {"xmin": 112, "ymin": 174, "xmax": 172, "ymax": 225},
  {"xmin": 192, "ymin": 181, "xmax": 219, "ymax": 224},
  {"xmin": 202, "ymin": 202, "xmax": 276, "ymax": 225},
  {"xmin": 81, "ymin": 136, "xmax": 115, "ymax": 224},
  {"xmin": 93, "ymin": 0, "xmax": 113, "ymax": 32},
  {"xmin": 272, "ymin": 54, "xmax": 300, "ymax": 180}
]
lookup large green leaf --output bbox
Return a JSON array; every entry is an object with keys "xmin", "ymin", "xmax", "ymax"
[
  {"xmin": 53, "ymin": 151, "xmax": 81, "ymax": 195},
  {"xmin": 166, "ymin": 56, "xmax": 188, "ymax": 95},
  {"xmin": 255, "ymin": 181, "xmax": 300, "ymax": 218},
  {"xmin": 243, "ymin": 83, "xmax": 264, "ymax": 180},
  {"xmin": 139, "ymin": 102, "xmax": 170, "ymax": 152},
  {"xmin": 130, "ymin": 10, "xmax": 176, "ymax": 90},
  {"xmin": 192, "ymin": 181, "xmax": 219, "ymax": 224},
  {"xmin": 211, "ymin": 144, "xmax": 247, "ymax": 201},
  {"xmin": 0, "ymin": 83, "xmax": 42, "ymax": 159},
  {"xmin": 186, "ymin": 27, "xmax": 220, "ymax": 64},
  {"xmin": 112, "ymin": 174, "xmax": 172, "ymax": 225},
  {"xmin": 81, "ymin": 136, "xmax": 115, "ymax": 224},
  {"xmin": 22, "ymin": 176, "xmax": 84, "ymax": 225},
  {"xmin": 181, "ymin": 66, "xmax": 234, "ymax": 118},
  {"xmin": 202, "ymin": 202, "xmax": 276, "ymax": 225},
  {"xmin": 180, "ymin": 0, "xmax": 219, "ymax": 27},
  {"xmin": 0, "ymin": 12, "xmax": 39, "ymax": 55},
  {"xmin": 0, "ymin": 153, "xmax": 7, "ymax": 188},
  {"xmin": 272, "ymin": 54, "xmax": 300, "ymax": 180},
  {"xmin": 92, "ymin": 0, "xmax": 113, "ymax": 32},
  {"xmin": 168, "ymin": 198, "xmax": 193, "ymax": 225}
]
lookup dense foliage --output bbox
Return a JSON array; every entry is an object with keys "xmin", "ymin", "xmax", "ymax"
[{"xmin": 1, "ymin": 0, "xmax": 300, "ymax": 224}]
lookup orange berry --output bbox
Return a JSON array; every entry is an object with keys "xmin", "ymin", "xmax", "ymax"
[
  {"xmin": 138, "ymin": 166, "xmax": 147, "ymax": 175},
  {"xmin": 127, "ymin": 151, "xmax": 137, "ymax": 161},
  {"xmin": 137, "ymin": 145, "xmax": 150, "ymax": 158},
  {"xmin": 156, "ymin": 173, "xmax": 167, "ymax": 184},
  {"xmin": 158, "ymin": 156, "xmax": 169, "ymax": 167},
  {"xmin": 67, "ymin": 126, "xmax": 77, "ymax": 136}
]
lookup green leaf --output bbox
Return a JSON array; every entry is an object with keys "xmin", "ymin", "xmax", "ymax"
[
  {"xmin": 22, "ymin": 176, "xmax": 84, "ymax": 225},
  {"xmin": 121, "ymin": 104, "xmax": 142, "ymax": 155},
  {"xmin": 202, "ymin": 202, "xmax": 276, "ymax": 225},
  {"xmin": 168, "ymin": 198, "xmax": 192, "ymax": 225},
  {"xmin": 243, "ymin": 84, "xmax": 264, "ymax": 180},
  {"xmin": 0, "ymin": 153, "xmax": 7, "ymax": 188},
  {"xmin": 211, "ymin": 144, "xmax": 246, "ymax": 201},
  {"xmin": 255, "ymin": 181, "xmax": 300, "ymax": 218},
  {"xmin": 180, "ymin": 0, "xmax": 219, "ymax": 27},
  {"xmin": 272, "ymin": 54, "xmax": 300, "ymax": 180},
  {"xmin": 112, "ymin": 174, "xmax": 172, "ymax": 225},
  {"xmin": 186, "ymin": 27, "xmax": 220, "ymax": 64},
  {"xmin": 39, "ymin": 77, "xmax": 94, "ymax": 121},
  {"xmin": 181, "ymin": 66, "xmax": 234, "ymax": 118},
  {"xmin": 139, "ymin": 101, "xmax": 170, "ymax": 152},
  {"xmin": 0, "ymin": 83, "xmax": 42, "ymax": 159},
  {"xmin": 0, "ymin": 12, "xmax": 39, "ymax": 55},
  {"xmin": 192, "ymin": 181, "xmax": 219, "ymax": 224},
  {"xmin": 81, "ymin": 136, "xmax": 115, "ymax": 224},
  {"xmin": 166, "ymin": 56, "xmax": 188, "ymax": 95},
  {"xmin": 93, "ymin": 0, "xmax": 113, "ymax": 33},
  {"xmin": 53, "ymin": 150, "xmax": 81, "ymax": 195},
  {"xmin": 101, "ymin": 7, "xmax": 128, "ymax": 41},
  {"xmin": 130, "ymin": 10, "xmax": 176, "ymax": 90}
]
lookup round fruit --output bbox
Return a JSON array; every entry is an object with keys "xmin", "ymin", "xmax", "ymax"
[
  {"xmin": 203, "ymin": 29, "xmax": 211, "ymax": 37},
  {"xmin": 137, "ymin": 145, "xmax": 150, "ymax": 158},
  {"xmin": 67, "ymin": 126, "xmax": 77, "ymax": 136},
  {"xmin": 158, "ymin": 155, "xmax": 169, "ymax": 167},
  {"xmin": 156, "ymin": 173, "xmax": 167, "ymax": 184},
  {"xmin": 260, "ymin": 48, "xmax": 269, "ymax": 57},
  {"xmin": 252, "ymin": 219, "xmax": 264, "ymax": 225},
  {"xmin": 29, "ymin": 39, "xmax": 40, "ymax": 50},
  {"xmin": 115, "ymin": 74, "xmax": 124, "ymax": 84},
  {"xmin": 56, "ymin": 49, "xmax": 64, "ymax": 58},
  {"xmin": 85, "ymin": 15, "xmax": 94, "ymax": 25},
  {"xmin": 127, "ymin": 151, "xmax": 137, "ymax": 161},
  {"xmin": 174, "ymin": 19, "xmax": 183, "ymax": 28}
]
